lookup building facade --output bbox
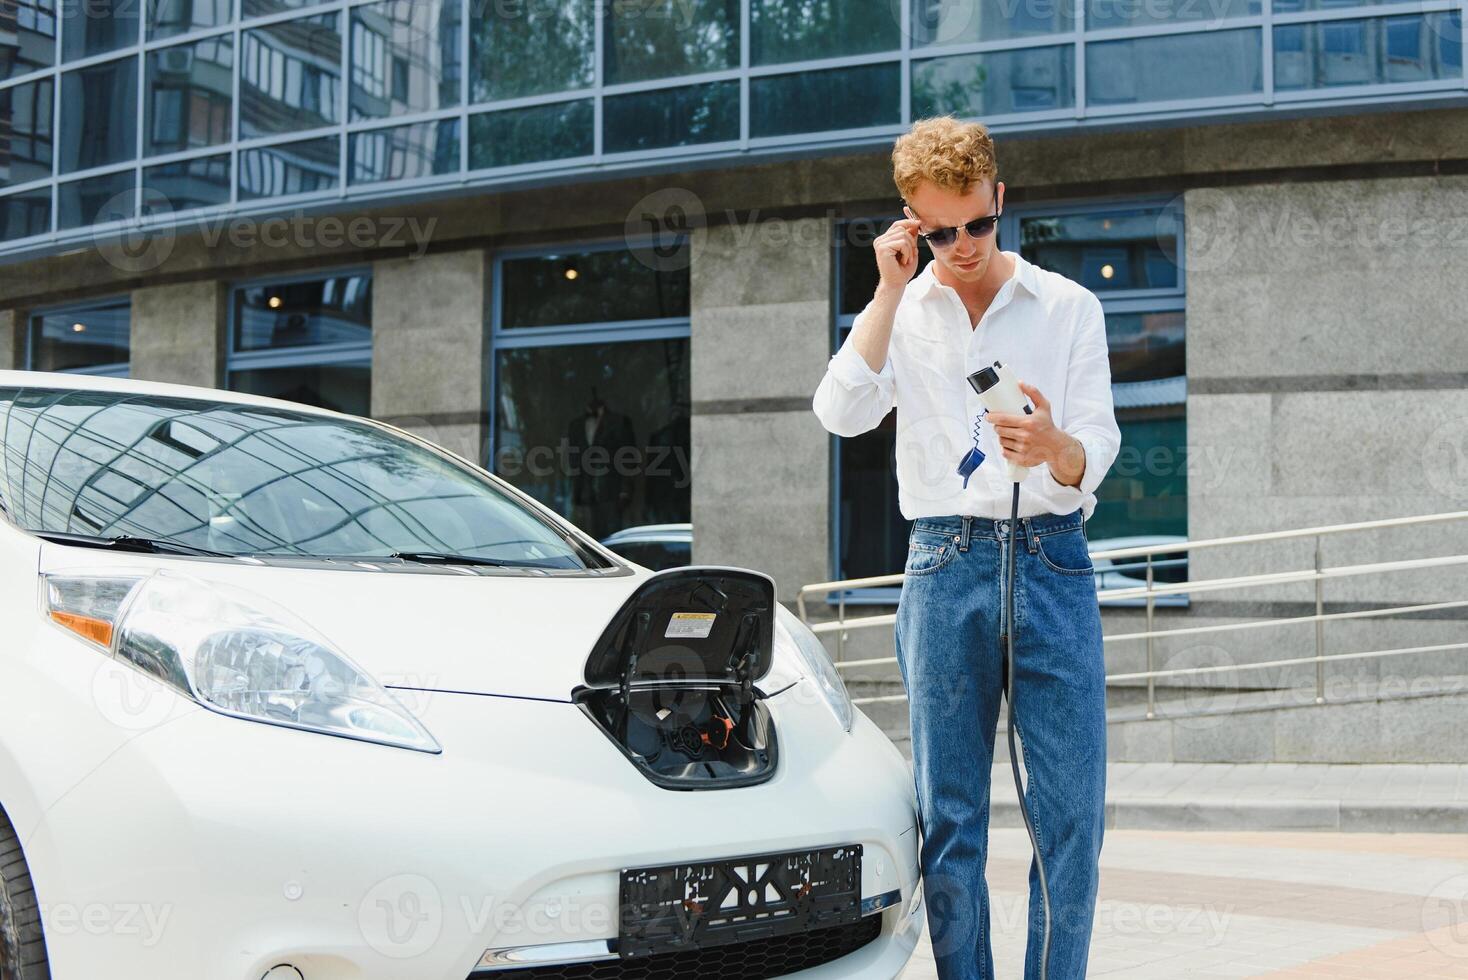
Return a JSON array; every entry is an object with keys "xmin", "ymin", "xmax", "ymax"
[{"xmin": 2, "ymin": 2, "xmax": 1467, "ymax": 742}]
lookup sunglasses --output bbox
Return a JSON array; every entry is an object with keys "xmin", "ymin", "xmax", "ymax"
[{"xmin": 909, "ymin": 206, "xmax": 1002, "ymax": 249}]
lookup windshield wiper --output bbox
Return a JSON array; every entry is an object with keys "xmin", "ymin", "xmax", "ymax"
[
  {"xmin": 388, "ymin": 551, "xmax": 516, "ymax": 568},
  {"xmin": 35, "ymin": 532, "xmax": 233, "ymax": 558}
]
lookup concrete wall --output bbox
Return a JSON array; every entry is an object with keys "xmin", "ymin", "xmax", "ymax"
[
  {"xmin": 0, "ymin": 309, "xmax": 19, "ymax": 370},
  {"xmin": 129, "ymin": 280, "xmax": 227, "ymax": 387},
  {"xmin": 690, "ymin": 218, "xmax": 832, "ymax": 601},
  {"xmin": 370, "ymin": 250, "xmax": 491, "ymax": 464}
]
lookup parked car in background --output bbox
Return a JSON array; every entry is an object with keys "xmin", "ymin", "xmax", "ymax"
[
  {"xmin": 1088, "ymin": 534, "xmax": 1190, "ymax": 606},
  {"xmin": 600, "ymin": 523, "xmax": 693, "ymax": 571}
]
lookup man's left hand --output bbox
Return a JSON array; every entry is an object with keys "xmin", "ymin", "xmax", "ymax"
[{"xmin": 985, "ymin": 381, "xmax": 1087, "ymax": 488}]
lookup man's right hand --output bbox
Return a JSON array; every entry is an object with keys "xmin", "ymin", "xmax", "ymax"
[{"xmin": 874, "ymin": 218, "xmax": 922, "ymax": 292}]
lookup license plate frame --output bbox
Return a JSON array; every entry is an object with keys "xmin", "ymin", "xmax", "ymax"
[{"xmin": 617, "ymin": 844, "xmax": 863, "ymax": 959}]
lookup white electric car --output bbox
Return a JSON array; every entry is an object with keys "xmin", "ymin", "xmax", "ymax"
[{"xmin": 0, "ymin": 371, "xmax": 922, "ymax": 980}]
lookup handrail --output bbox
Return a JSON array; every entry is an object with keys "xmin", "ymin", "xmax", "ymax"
[{"xmin": 796, "ymin": 510, "xmax": 1468, "ymax": 716}]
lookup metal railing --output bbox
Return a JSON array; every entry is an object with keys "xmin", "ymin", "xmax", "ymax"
[{"xmin": 796, "ymin": 511, "xmax": 1468, "ymax": 715}]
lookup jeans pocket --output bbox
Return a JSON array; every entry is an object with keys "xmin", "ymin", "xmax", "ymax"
[
  {"xmin": 1035, "ymin": 527, "xmax": 1095, "ymax": 576},
  {"xmin": 905, "ymin": 528, "xmax": 959, "ymax": 577}
]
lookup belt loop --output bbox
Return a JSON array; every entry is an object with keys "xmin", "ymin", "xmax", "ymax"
[
  {"xmin": 959, "ymin": 515, "xmax": 971, "ymax": 551},
  {"xmin": 1024, "ymin": 516, "xmax": 1038, "ymax": 554}
]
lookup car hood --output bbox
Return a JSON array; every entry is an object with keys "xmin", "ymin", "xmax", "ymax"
[{"xmin": 38, "ymin": 549, "xmax": 673, "ymax": 702}]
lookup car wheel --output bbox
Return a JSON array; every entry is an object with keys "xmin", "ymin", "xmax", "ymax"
[{"xmin": 0, "ymin": 807, "xmax": 50, "ymax": 980}]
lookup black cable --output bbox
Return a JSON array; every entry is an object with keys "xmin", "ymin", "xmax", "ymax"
[{"xmin": 1005, "ymin": 480, "xmax": 1051, "ymax": 980}]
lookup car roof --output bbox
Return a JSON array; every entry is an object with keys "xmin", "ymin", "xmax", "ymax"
[{"xmin": 0, "ymin": 370, "xmax": 351, "ymax": 423}]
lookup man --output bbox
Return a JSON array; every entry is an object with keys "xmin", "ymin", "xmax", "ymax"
[{"xmin": 812, "ymin": 116, "xmax": 1121, "ymax": 979}]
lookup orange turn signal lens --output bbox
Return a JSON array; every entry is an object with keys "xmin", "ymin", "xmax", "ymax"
[{"xmin": 49, "ymin": 610, "xmax": 114, "ymax": 649}]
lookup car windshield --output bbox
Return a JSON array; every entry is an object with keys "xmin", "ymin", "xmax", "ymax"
[{"xmin": 0, "ymin": 386, "xmax": 612, "ymax": 570}]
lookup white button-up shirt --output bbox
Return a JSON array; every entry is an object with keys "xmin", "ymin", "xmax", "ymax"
[{"xmin": 812, "ymin": 250, "xmax": 1121, "ymax": 522}]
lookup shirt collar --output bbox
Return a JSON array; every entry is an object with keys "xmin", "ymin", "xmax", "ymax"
[{"xmin": 913, "ymin": 250, "xmax": 1039, "ymax": 301}]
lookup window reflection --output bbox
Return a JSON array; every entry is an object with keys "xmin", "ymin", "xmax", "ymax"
[
  {"xmin": 238, "ymin": 135, "xmax": 338, "ymax": 200},
  {"xmin": 146, "ymin": 34, "xmax": 233, "ymax": 155},
  {"xmin": 0, "ymin": 77, "xmax": 53, "ymax": 186},
  {"xmin": 603, "ymin": 80, "xmax": 738, "ymax": 153},
  {"xmin": 240, "ymin": 12, "xmax": 341, "ymax": 137},
  {"xmin": 910, "ymin": 0, "xmax": 1076, "ymax": 46},
  {"xmin": 60, "ymin": 0, "xmax": 137, "ymax": 62},
  {"xmin": 349, "ymin": 119, "xmax": 459, "ymax": 184},
  {"xmin": 349, "ymin": 0, "xmax": 460, "ymax": 121},
  {"xmin": 751, "ymin": 0, "xmax": 899, "ymax": 64},
  {"xmin": 234, "ymin": 274, "xmax": 372, "ymax": 352},
  {"xmin": 145, "ymin": 153, "xmax": 230, "ymax": 211},
  {"xmin": 603, "ymin": 0, "xmax": 739, "ymax": 84},
  {"xmin": 229, "ymin": 362, "xmax": 371, "ymax": 416},
  {"xmin": 1020, "ymin": 209, "xmax": 1180, "ymax": 291},
  {"xmin": 914, "ymin": 46, "xmax": 1075, "ymax": 118},
  {"xmin": 494, "ymin": 339, "xmax": 691, "ymax": 541},
  {"xmin": 59, "ymin": 56, "xmax": 138, "ymax": 172},
  {"xmin": 470, "ymin": 0, "xmax": 593, "ymax": 102},
  {"xmin": 0, "ymin": 187, "xmax": 49, "ymax": 241},
  {"xmin": 28, "ymin": 300, "xmax": 130, "ymax": 372},
  {"xmin": 1087, "ymin": 28, "xmax": 1263, "ymax": 104},
  {"xmin": 147, "ymin": 0, "xmax": 231, "ymax": 41},
  {"xmin": 469, "ymin": 99, "xmax": 593, "ymax": 170},
  {"xmin": 0, "ymin": 0, "xmax": 57, "ymax": 80},
  {"xmin": 750, "ymin": 63, "xmax": 900, "ymax": 137},
  {"xmin": 1087, "ymin": 0, "xmax": 1258, "ymax": 30},
  {"xmin": 57, "ymin": 168, "xmax": 132, "ymax": 229},
  {"xmin": 1275, "ymin": 12, "xmax": 1462, "ymax": 89},
  {"xmin": 500, "ymin": 249, "xmax": 690, "ymax": 329}
]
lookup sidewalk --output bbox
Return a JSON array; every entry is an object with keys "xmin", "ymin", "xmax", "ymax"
[
  {"xmin": 900, "ymin": 827, "xmax": 1468, "ymax": 979},
  {"xmin": 985, "ymin": 762, "xmax": 1468, "ymax": 833}
]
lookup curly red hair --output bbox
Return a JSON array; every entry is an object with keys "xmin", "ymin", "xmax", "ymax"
[{"xmin": 892, "ymin": 116, "xmax": 998, "ymax": 199}]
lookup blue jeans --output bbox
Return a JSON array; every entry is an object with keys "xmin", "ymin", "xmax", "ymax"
[{"xmin": 895, "ymin": 510, "xmax": 1107, "ymax": 980}]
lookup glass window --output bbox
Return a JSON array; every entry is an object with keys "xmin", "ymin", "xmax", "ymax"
[
  {"xmin": 603, "ymin": 0, "xmax": 739, "ymax": 84},
  {"xmin": 1087, "ymin": 0, "xmax": 1258, "ymax": 30},
  {"xmin": 1020, "ymin": 208, "xmax": 1180, "ymax": 292},
  {"xmin": 838, "ymin": 217, "xmax": 934, "ymax": 317},
  {"xmin": 145, "ymin": 34, "xmax": 234, "ymax": 155},
  {"xmin": 144, "ymin": 153, "xmax": 230, "ymax": 211},
  {"xmin": 228, "ymin": 362, "xmax": 371, "ymax": 415},
  {"xmin": 57, "ymin": 168, "xmax": 133, "ymax": 229},
  {"xmin": 469, "ymin": 0, "xmax": 593, "ymax": 102},
  {"xmin": 0, "ymin": 77, "xmax": 54, "ymax": 187},
  {"xmin": 242, "ymin": 0, "xmax": 330, "ymax": 16},
  {"xmin": 0, "ymin": 0, "xmax": 57, "ymax": 80},
  {"xmin": 349, "ymin": 0, "xmax": 460, "ymax": 121},
  {"xmin": 500, "ymin": 248, "xmax": 690, "ymax": 329},
  {"xmin": 603, "ymin": 80, "xmax": 738, "ymax": 153},
  {"xmin": 1274, "ymin": 12, "xmax": 1462, "ymax": 90},
  {"xmin": 60, "ymin": 0, "xmax": 138, "ymax": 62},
  {"xmin": 913, "ymin": 46, "xmax": 1075, "ymax": 118},
  {"xmin": 349, "ymin": 118, "xmax": 459, "ymax": 184},
  {"xmin": 469, "ymin": 99, "xmax": 594, "ymax": 170},
  {"xmin": 237, "ymin": 135, "xmax": 338, "ymax": 200},
  {"xmin": 1086, "ymin": 29, "xmax": 1262, "ymax": 105},
  {"xmin": 0, "ymin": 187, "xmax": 51, "ymax": 241},
  {"xmin": 750, "ymin": 0, "xmax": 900, "ymax": 65},
  {"xmin": 147, "ymin": 0, "xmax": 232, "ymax": 41},
  {"xmin": 493, "ymin": 338, "xmax": 691, "ymax": 542},
  {"xmin": 0, "ymin": 386, "xmax": 613, "ymax": 569},
  {"xmin": 240, "ymin": 12, "xmax": 342, "ymax": 137},
  {"xmin": 59, "ymin": 56, "xmax": 138, "ymax": 172},
  {"xmin": 233, "ymin": 274, "xmax": 371, "ymax": 352},
  {"xmin": 910, "ymin": 0, "xmax": 1077, "ymax": 46},
  {"xmin": 27, "ymin": 299, "xmax": 130, "ymax": 371},
  {"xmin": 751, "ymin": 63, "xmax": 901, "ymax": 137}
]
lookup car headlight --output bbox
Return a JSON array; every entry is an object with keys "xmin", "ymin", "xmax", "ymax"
[
  {"xmin": 42, "ymin": 570, "xmax": 440, "ymax": 753},
  {"xmin": 774, "ymin": 605, "xmax": 854, "ymax": 733}
]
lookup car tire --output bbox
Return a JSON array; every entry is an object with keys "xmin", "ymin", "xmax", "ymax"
[{"xmin": 0, "ymin": 807, "xmax": 50, "ymax": 980}]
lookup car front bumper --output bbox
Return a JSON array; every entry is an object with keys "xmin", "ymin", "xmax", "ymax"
[{"xmin": 27, "ymin": 687, "xmax": 922, "ymax": 980}]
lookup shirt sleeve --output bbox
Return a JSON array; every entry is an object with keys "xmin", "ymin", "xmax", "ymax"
[
  {"xmin": 811, "ymin": 307, "xmax": 897, "ymax": 438},
  {"xmin": 1040, "ymin": 293, "xmax": 1121, "ymax": 501}
]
